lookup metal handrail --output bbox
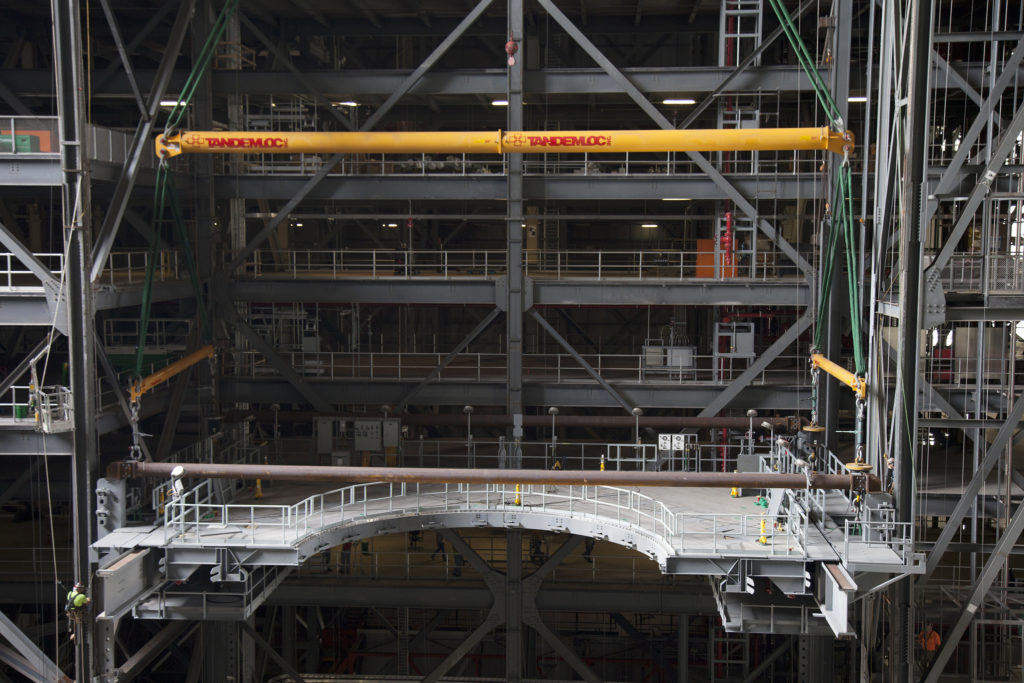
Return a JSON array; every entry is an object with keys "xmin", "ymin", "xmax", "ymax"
[
  {"xmin": 223, "ymin": 349, "xmax": 812, "ymax": 385},
  {"xmin": 162, "ymin": 479, "xmax": 809, "ymax": 558},
  {"xmin": 231, "ymin": 247, "xmax": 799, "ymax": 282}
]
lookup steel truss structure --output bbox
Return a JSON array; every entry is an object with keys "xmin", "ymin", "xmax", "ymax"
[{"xmin": 0, "ymin": 0, "xmax": 1021, "ymax": 680}]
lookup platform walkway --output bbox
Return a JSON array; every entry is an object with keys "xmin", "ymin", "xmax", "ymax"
[{"xmin": 96, "ymin": 477, "xmax": 908, "ymax": 575}]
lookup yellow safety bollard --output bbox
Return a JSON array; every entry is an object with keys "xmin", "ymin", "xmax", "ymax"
[
  {"xmin": 254, "ymin": 479, "xmax": 263, "ymax": 499},
  {"xmin": 600, "ymin": 456, "xmax": 606, "ymax": 472},
  {"xmin": 515, "ymin": 483, "xmax": 521, "ymax": 506}
]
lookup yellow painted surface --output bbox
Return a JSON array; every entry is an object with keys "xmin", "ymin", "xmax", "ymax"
[
  {"xmin": 811, "ymin": 353, "xmax": 866, "ymax": 400},
  {"xmin": 156, "ymin": 127, "xmax": 854, "ymax": 158},
  {"xmin": 130, "ymin": 344, "xmax": 215, "ymax": 402}
]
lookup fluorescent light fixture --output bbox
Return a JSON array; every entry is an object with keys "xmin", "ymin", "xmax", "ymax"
[
  {"xmin": 295, "ymin": 223, "xmax": 303, "ymax": 227},
  {"xmin": 662, "ymin": 197, "xmax": 692, "ymax": 201},
  {"xmin": 491, "ymin": 99, "xmax": 509, "ymax": 106},
  {"xmin": 386, "ymin": 223, "xmax": 398, "ymax": 228},
  {"xmin": 848, "ymin": 96, "xmax": 868, "ymax": 103},
  {"xmin": 159, "ymin": 99, "xmax": 185, "ymax": 107},
  {"xmin": 333, "ymin": 101, "xmax": 359, "ymax": 107},
  {"xmin": 662, "ymin": 98, "xmax": 696, "ymax": 105},
  {"xmin": 641, "ymin": 223, "xmax": 659, "ymax": 228}
]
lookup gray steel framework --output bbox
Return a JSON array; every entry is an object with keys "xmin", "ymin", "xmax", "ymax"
[
  {"xmin": 922, "ymin": 495, "xmax": 1024, "ymax": 682},
  {"xmin": 220, "ymin": 379, "xmax": 809, "ymax": 410},
  {"xmin": 4, "ymin": 0, "xmax": 1022, "ymax": 679},
  {"xmin": 227, "ymin": 279, "xmax": 812, "ymax": 307},
  {"xmin": 88, "ymin": 0, "xmax": 197, "ymax": 281},
  {"xmin": 5, "ymin": 63, "xmax": 1014, "ymax": 99},
  {"xmin": 214, "ymin": 173, "xmax": 825, "ymax": 202}
]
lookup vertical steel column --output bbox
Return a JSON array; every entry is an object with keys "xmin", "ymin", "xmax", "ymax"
[
  {"xmin": 191, "ymin": 0, "xmax": 214, "ymax": 281},
  {"xmin": 894, "ymin": 0, "xmax": 933, "ymax": 674},
  {"xmin": 281, "ymin": 605, "xmax": 297, "ymax": 672},
  {"xmin": 506, "ymin": 0, "xmax": 525, "ymax": 433},
  {"xmin": 865, "ymin": 0, "xmax": 901, "ymax": 473},
  {"xmin": 678, "ymin": 615, "xmax": 689, "ymax": 683},
  {"xmin": 52, "ymin": 0, "xmax": 95, "ymax": 680},
  {"xmin": 506, "ymin": 530, "xmax": 523, "ymax": 682},
  {"xmin": 202, "ymin": 622, "xmax": 240, "ymax": 681},
  {"xmin": 821, "ymin": 0, "xmax": 853, "ymax": 455}
]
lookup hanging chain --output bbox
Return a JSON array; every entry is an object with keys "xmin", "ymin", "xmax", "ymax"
[{"xmin": 128, "ymin": 395, "xmax": 143, "ymax": 461}]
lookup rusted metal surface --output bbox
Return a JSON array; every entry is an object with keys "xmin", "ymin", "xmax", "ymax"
[{"xmin": 109, "ymin": 461, "xmax": 878, "ymax": 491}]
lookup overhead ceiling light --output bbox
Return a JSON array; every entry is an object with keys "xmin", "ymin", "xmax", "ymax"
[
  {"xmin": 159, "ymin": 99, "xmax": 186, "ymax": 107},
  {"xmin": 662, "ymin": 197, "xmax": 692, "ymax": 201},
  {"xmin": 848, "ymin": 96, "xmax": 868, "ymax": 103},
  {"xmin": 295, "ymin": 223, "xmax": 303, "ymax": 227},
  {"xmin": 386, "ymin": 223, "xmax": 398, "ymax": 228},
  {"xmin": 641, "ymin": 223, "xmax": 659, "ymax": 228},
  {"xmin": 491, "ymin": 99, "xmax": 509, "ymax": 106},
  {"xmin": 333, "ymin": 101, "xmax": 359, "ymax": 107},
  {"xmin": 662, "ymin": 98, "xmax": 696, "ymax": 105}
]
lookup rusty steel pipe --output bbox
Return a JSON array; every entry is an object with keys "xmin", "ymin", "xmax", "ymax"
[{"xmin": 109, "ymin": 461, "xmax": 879, "ymax": 491}]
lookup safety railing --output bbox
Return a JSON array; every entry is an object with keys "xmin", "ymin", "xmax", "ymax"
[
  {"xmin": 150, "ymin": 426, "xmax": 265, "ymax": 512},
  {"xmin": 222, "ymin": 149, "xmax": 822, "ymax": 177},
  {"xmin": 36, "ymin": 385, "xmax": 72, "ymax": 434},
  {"xmin": 766, "ymin": 440, "xmax": 907, "ymax": 566},
  {"xmin": 95, "ymin": 356, "xmax": 182, "ymax": 412},
  {"xmin": 397, "ymin": 438, "xmax": 769, "ymax": 475},
  {"xmin": 143, "ymin": 564, "xmax": 287, "ymax": 620},
  {"xmin": 102, "ymin": 250, "xmax": 181, "ymax": 286},
  {"xmin": 0, "ymin": 116, "xmax": 58, "ymax": 155},
  {"xmin": 0, "ymin": 252, "xmax": 63, "ymax": 290},
  {"xmin": 232, "ymin": 248, "xmax": 806, "ymax": 282},
  {"xmin": 524, "ymin": 248, "xmax": 793, "ymax": 281},
  {"xmin": 86, "ymin": 124, "xmax": 159, "ymax": 169},
  {"xmin": 933, "ymin": 253, "xmax": 1024, "ymax": 293},
  {"xmin": 246, "ymin": 249, "xmax": 507, "ymax": 279},
  {"xmin": 922, "ymin": 353, "xmax": 1021, "ymax": 393},
  {"xmin": 842, "ymin": 517, "xmax": 915, "ymax": 566},
  {"xmin": 162, "ymin": 479, "xmax": 810, "ymax": 558},
  {"xmin": 103, "ymin": 317, "xmax": 193, "ymax": 352},
  {"xmin": 0, "ymin": 385, "xmax": 37, "ymax": 423},
  {"xmin": 223, "ymin": 349, "xmax": 811, "ymax": 386}
]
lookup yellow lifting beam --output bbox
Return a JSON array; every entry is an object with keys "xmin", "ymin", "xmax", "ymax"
[
  {"xmin": 156, "ymin": 127, "xmax": 854, "ymax": 159},
  {"xmin": 810, "ymin": 353, "xmax": 866, "ymax": 401},
  {"xmin": 130, "ymin": 345, "xmax": 215, "ymax": 403}
]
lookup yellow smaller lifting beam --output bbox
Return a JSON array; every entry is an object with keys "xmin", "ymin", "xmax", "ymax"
[
  {"xmin": 130, "ymin": 345, "xmax": 215, "ymax": 403},
  {"xmin": 155, "ymin": 127, "xmax": 854, "ymax": 159},
  {"xmin": 810, "ymin": 353, "xmax": 865, "ymax": 401}
]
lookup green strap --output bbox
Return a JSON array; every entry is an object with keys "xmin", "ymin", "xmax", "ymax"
[
  {"xmin": 767, "ymin": 0, "xmax": 843, "ymax": 128},
  {"xmin": 135, "ymin": 0, "xmax": 236, "ymax": 379},
  {"xmin": 164, "ymin": 0, "xmax": 239, "ymax": 133},
  {"xmin": 769, "ymin": 0, "xmax": 864, "ymax": 376},
  {"xmin": 134, "ymin": 163, "xmax": 168, "ymax": 379}
]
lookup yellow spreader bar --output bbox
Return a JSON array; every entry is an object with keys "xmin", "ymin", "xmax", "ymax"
[
  {"xmin": 156, "ymin": 127, "xmax": 854, "ymax": 159},
  {"xmin": 130, "ymin": 345, "xmax": 215, "ymax": 403},
  {"xmin": 811, "ymin": 353, "xmax": 866, "ymax": 401}
]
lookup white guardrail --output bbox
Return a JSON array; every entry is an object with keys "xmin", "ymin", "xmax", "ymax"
[{"xmin": 163, "ymin": 480, "xmax": 808, "ymax": 558}]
